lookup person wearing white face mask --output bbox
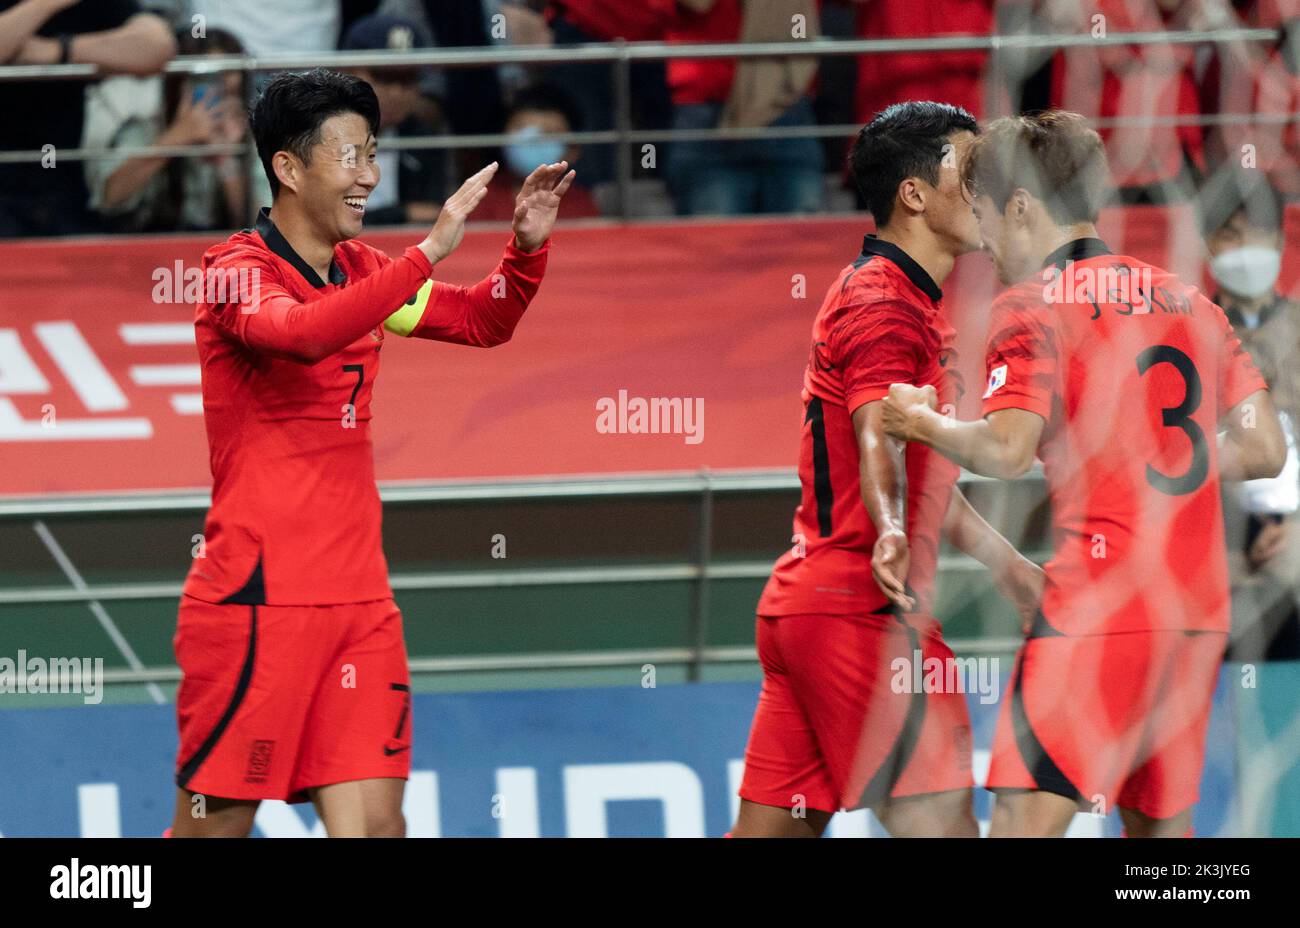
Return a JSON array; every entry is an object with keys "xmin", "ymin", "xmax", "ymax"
[
  {"xmin": 474, "ymin": 82, "xmax": 602, "ymax": 223},
  {"xmin": 1200, "ymin": 170, "xmax": 1300, "ymax": 660}
]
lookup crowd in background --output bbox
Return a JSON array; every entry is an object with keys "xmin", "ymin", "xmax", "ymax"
[
  {"xmin": 6, "ymin": 0, "xmax": 1300, "ymax": 233},
  {"xmin": 1, "ymin": 0, "xmax": 1298, "ymax": 656}
]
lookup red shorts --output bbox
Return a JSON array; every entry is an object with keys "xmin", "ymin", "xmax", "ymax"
[
  {"xmin": 739, "ymin": 612, "xmax": 973, "ymax": 814},
  {"xmin": 986, "ymin": 628, "xmax": 1226, "ymax": 820},
  {"xmin": 173, "ymin": 595, "xmax": 412, "ymax": 803}
]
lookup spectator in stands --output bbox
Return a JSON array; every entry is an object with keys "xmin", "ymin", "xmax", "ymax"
[
  {"xmin": 1200, "ymin": 169, "xmax": 1300, "ymax": 660},
  {"xmin": 406, "ymin": 0, "xmax": 507, "ymax": 179},
  {"xmin": 84, "ymin": 28, "xmax": 250, "ymax": 233},
  {"xmin": 475, "ymin": 81, "xmax": 600, "ymax": 220},
  {"xmin": 541, "ymin": 0, "xmax": 676, "ymax": 186},
  {"xmin": 341, "ymin": 13, "xmax": 449, "ymax": 225},
  {"xmin": 1050, "ymin": 0, "xmax": 1207, "ymax": 202},
  {"xmin": 1202, "ymin": 0, "xmax": 1300, "ymax": 198},
  {"xmin": 0, "ymin": 0, "xmax": 176, "ymax": 237},
  {"xmin": 852, "ymin": 0, "xmax": 993, "ymax": 124},
  {"xmin": 204, "ymin": 0, "xmax": 343, "ymax": 57},
  {"xmin": 665, "ymin": 0, "xmax": 824, "ymax": 215}
]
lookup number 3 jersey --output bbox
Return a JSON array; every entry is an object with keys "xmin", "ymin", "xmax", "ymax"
[
  {"xmin": 983, "ymin": 238, "xmax": 1265, "ymax": 635},
  {"xmin": 183, "ymin": 209, "xmax": 548, "ymax": 606},
  {"xmin": 758, "ymin": 236, "xmax": 963, "ymax": 622}
]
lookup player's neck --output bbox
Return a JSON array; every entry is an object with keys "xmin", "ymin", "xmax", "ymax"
[
  {"xmin": 267, "ymin": 201, "xmax": 337, "ymax": 282},
  {"xmin": 1035, "ymin": 222, "xmax": 1100, "ymax": 267},
  {"xmin": 875, "ymin": 226, "xmax": 956, "ymax": 289}
]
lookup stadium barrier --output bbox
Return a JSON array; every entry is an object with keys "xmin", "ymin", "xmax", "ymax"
[{"xmin": 0, "ymin": 27, "xmax": 1287, "ymax": 217}]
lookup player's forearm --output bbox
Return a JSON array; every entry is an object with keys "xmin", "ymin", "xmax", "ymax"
[
  {"xmin": 860, "ymin": 418, "xmax": 907, "ymax": 537},
  {"xmin": 1220, "ymin": 389, "xmax": 1288, "ymax": 481},
  {"xmin": 0, "ymin": 0, "xmax": 62, "ymax": 64},
  {"xmin": 68, "ymin": 14, "xmax": 176, "ymax": 75},
  {"xmin": 909, "ymin": 408, "xmax": 1030, "ymax": 479},
  {"xmin": 943, "ymin": 485, "xmax": 1019, "ymax": 575},
  {"xmin": 411, "ymin": 238, "xmax": 549, "ymax": 346},
  {"xmin": 1219, "ymin": 432, "xmax": 1286, "ymax": 482},
  {"xmin": 238, "ymin": 247, "xmax": 433, "ymax": 363}
]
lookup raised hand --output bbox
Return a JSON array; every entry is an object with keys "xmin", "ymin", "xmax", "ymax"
[
  {"xmin": 511, "ymin": 161, "xmax": 576, "ymax": 253},
  {"xmin": 422, "ymin": 162, "xmax": 499, "ymax": 264}
]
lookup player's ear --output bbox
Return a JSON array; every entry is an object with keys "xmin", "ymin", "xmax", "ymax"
[
  {"xmin": 897, "ymin": 177, "xmax": 926, "ymax": 216},
  {"xmin": 273, "ymin": 151, "xmax": 301, "ymax": 196},
  {"xmin": 1010, "ymin": 188, "xmax": 1030, "ymax": 223}
]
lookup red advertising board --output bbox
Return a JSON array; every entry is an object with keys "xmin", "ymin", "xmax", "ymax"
[{"xmin": 0, "ymin": 210, "xmax": 1291, "ymax": 497}]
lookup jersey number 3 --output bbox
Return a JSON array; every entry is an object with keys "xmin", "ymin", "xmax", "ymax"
[{"xmin": 1135, "ymin": 345, "xmax": 1208, "ymax": 496}]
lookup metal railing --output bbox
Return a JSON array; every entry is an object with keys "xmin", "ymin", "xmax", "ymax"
[
  {"xmin": 1, "ymin": 468, "xmax": 1043, "ymax": 687},
  {"xmin": 0, "ymin": 27, "xmax": 1287, "ymax": 217}
]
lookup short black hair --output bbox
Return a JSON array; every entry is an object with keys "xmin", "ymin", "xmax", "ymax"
[
  {"xmin": 849, "ymin": 101, "xmax": 979, "ymax": 226},
  {"xmin": 1196, "ymin": 167, "xmax": 1285, "ymax": 239},
  {"xmin": 506, "ymin": 81, "xmax": 583, "ymax": 132},
  {"xmin": 250, "ymin": 69, "xmax": 381, "ymax": 197}
]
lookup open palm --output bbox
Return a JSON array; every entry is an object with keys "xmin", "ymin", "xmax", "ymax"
[{"xmin": 512, "ymin": 161, "xmax": 576, "ymax": 252}]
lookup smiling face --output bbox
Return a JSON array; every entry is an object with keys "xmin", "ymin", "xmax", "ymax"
[{"xmin": 281, "ymin": 112, "xmax": 379, "ymax": 243}]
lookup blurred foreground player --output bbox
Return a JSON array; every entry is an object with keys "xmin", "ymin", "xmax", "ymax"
[
  {"xmin": 732, "ymin": 102, "xmax": 1045, "ymax": 838},
  {"xmin": 170, "ymin": 69, "xmax": 574, "ymax": 837},
  {"xmin": 883, "ymin": 112, "xmax": 1286, "ymax": 837}
]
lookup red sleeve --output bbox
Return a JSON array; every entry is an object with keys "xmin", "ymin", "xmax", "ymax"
[
  {"xmin": 410, "ymin": 238, "xmax": 549, "ymax": 347},
  {"xmin": 1213, "ymin": 303, "xmax": 1268, "ymax": 418},
  {"xmin": 981, "ymin": 297, "xmax": 1057, "ymax": 421},
  {"xmin": 207, "ymin": 244, "xmax": 433, "ymax": 364},
  {"xmin": 830, "ymin": 301, "xmax": 929, "ymax": 415}
]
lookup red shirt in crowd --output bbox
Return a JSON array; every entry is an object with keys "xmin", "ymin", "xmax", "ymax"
[{"xmin": 855, "ymin": 0, "xmax": 992, "ymax": 123}]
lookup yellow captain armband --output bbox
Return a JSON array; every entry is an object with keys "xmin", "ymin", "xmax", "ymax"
[{"xmin": 384, "ymin": 279, "xmax": 434, "ymax": 336}]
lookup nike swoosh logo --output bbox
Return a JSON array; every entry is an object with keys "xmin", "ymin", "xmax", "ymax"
[{"xmin": 383, "ymin": 745, "xmax": 410, "ymax": 757}]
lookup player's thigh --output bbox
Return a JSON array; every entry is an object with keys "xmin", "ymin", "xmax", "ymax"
[
  {"xmin": 173, "ymin": 598, "xmax": 322, "ymax": 802},
  {"xmin": 737, "ymin": 616, "xmax": 840, "ymax": 818},
  {"xmin": 292, "ymin": 601, "xmax": 412, "ymax": 800},
  {"xmin": 779, "ymin": 614, "xmax": 915, "ymax": 808},
  {"xmin": 170, "ymin": 788, "xmax": 259, "ymax": 838},
  {"xmin": 874, "ymin": 788, "xmax": 978, "ymax": 838},
  {"xmin": 986, "ymin": 633, "xmax": 1151, "ymax": 813},
  {"xmin": 1117, "ymin": 631, "xmax": 1226, "ymax": 823},
  {"xmin": 877, "ymin": 629, "xmax": 975, "ymax": 815},
  {"xmin": 310, "ymin": 777, "xmax": 406, "ymax": 838},
  {"xmin": 988, "ymin": 788, "xmax": 1078, "ymax": 838},
  {"xmin": 1119, "ymin": 805, "xmax": 1193, "ymax": 838},
  {"xmin": 731, "ymin": 799, "xmax": 831, "ymax": 838}
]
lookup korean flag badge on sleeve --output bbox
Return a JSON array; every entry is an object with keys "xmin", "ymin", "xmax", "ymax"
[{"xmin": 983, "ymin": 363, "xmax": 1008, "ymax": 399}]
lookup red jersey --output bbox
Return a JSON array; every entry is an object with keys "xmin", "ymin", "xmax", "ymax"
[
  {"xmin": 759, "ymin": 236, "xmax": 962, "ymax": 620},
  {"xmin": 982, "ymin": 238, "xmax": 1265, "ymax": 635},
  {"xmin": 664, "ymin": 0, "xmax": 742, "ymax": 105},
  {"xmin": 183, "ymin": 209, "xmax": 548, "ymax": 606},
  {"xmin": 854, "ymin": 0, "xmax": 992, "ymax": 123}
]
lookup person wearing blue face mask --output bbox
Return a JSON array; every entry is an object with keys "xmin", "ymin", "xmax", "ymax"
[
  {"xmin": 475, "ymin": 82, "xmax": 601, "ymax": 222},
  {"xmin": 1200, "ymin": 169, "xmax": 1300, "ymax": 661}
]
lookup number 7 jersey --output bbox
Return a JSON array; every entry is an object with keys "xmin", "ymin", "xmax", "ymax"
[{"xmin": 982, "ymin": 238, "xmax": 1266, "ymax": 635}]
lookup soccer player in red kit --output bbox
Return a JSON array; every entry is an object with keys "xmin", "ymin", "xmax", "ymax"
[
  {"xmin": 170, "ymin": 70, "xmax": 575, "ymax": 837},
  {"xmin": 883, "ymin": 112, "xmax": 1287, "ymax": 837},
  {"xmin": 732, "ymin": 102, "xmax": 1046, "ymax": 838}
]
